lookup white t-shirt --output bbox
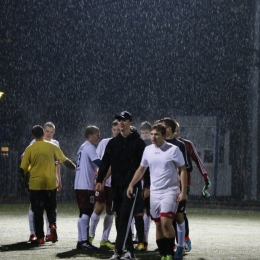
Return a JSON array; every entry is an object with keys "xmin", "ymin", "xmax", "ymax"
[
  {"xmin": 30, "ymin": 138, "xmax": 60, "ymax": 147},
  {"xmin": 96, "ymin": 138, "xmax": 112, "ymax": 187},
  {"xmin": 74, "ymin": 141, "xmax": 99, "ymax": 190},
  {"xmin": 141, "ymin": 141, "xmax": 185, "ymax": 193}
]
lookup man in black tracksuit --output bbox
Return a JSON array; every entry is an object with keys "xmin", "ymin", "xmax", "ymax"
[{"xmin": 96, "ymin": 111, "xmax": 148, "ymax": 260}]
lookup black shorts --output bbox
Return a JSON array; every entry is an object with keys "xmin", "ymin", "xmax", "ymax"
[{"xmin": 177, "ymin": 199, "xmax": 186, "ymax": 213}]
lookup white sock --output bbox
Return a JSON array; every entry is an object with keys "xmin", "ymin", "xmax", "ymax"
[
  {"xmin": 28, "ymin": 210, "xmax": 35, "ymax": 234},
  {"xmin": 143, "ymin": 213, "xmax": 150, "ymax": 243},
  {"xmin": 89, "ymin": 212, "xmax": 100, "ymax": 237},
  {"xmin": 77, "ymin": 218, "xmax": 82, "ymax": 242},
  {"xmin": 45, "ymin": 212, "xmax": 50, "ymax": 235},
  {"xmin": 177, "ymin": 222, "xmax": 185, "ymax": 247},
  {"xmin": 102, "ymin": 214, "xmax": 113, "ymax": 241},
  {"xmin": 80, "ymin": 214, "xmax": 90, "ymax": 241},
  {"xmin": 131, "ymin": 218, "xmax": 135, "ymax": 239}
]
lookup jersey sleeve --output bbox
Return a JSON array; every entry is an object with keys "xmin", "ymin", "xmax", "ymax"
[
  {"xmin": 88, "ymin": 145, "xmax": 99, "ymax": 162},
  {"xmin": 140, "ymin": 147, "xmax": 149, "ymax": 167},
  {"xmin": 96, "ymin": 140, "xmax": 105, "ymax": 158},
  {"xmin": 173, "ymin": 146, "xmax": 185, "ymax": 167}
]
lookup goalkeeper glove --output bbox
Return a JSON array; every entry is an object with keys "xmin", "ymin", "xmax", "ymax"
[{"xmin": 202, "ymin": 177, "xmax": 211, "ymax": 198}]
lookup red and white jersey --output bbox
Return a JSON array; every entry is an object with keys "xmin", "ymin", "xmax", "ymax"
[
  {"xmin": 141, "ymin": 142, "xmax": 185, "ymax": 193},
  {"xmin": 96, "ymin": 138, "xmax": 112, "ymax": 187},
  {"xmin": 74, "ymin": 141, "xmax": 99, "ymax": 190}
]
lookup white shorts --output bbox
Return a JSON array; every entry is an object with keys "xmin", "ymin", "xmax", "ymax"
[{"xmin": 150, "ymin": 190, "xmax": 179, "ymax": 221}]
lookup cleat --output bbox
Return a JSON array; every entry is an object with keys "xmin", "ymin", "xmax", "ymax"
[
  {"xmin": 100, "ymin": 240, "xmax": 115, "ymax": 249},
  {"xmin": 161, "ymin": 257, "xmax": 166, "ymax": 260},
  {"xmin": 89, "ymin": 235, "xmax": 94, "ymax": 244},
  {"xmin": 122, "ymin": 251, "xmax": 136, "ymax": 259},
  {"xmin": 28, "ymin": 234, "xmax": 36, "ymax": 242},
  {"xmin": 135, "ymin": 242, "xmax": 145, "ymax": 251},
  {"xmin": 31, "ymin": 237, "xmax": 45, "ymax": 244},
  {"xmin": 173, "ymin": 246, "xmax": 184, "ymax": 259},
  {"xmin": 166, "ymin": 255, "xmax": 173, "ymax": 260},
  {"xmin": 81, "ymin": 241, "xmax": 98, "ymax": 250},
  {"xmin": 45, "ymin": 234, "xmax": 52, "ymax": 242},
  {"xmin": 110, "ymin": 250, "xmax": 121, "ymax": 259},
  {"xmin": 183, "ymin": 239, "xmax": 191, "ymax": 252},
  {"xmin": 143, "ymin": 242, "xmax": 148, "ymax": 251},
  {"xmin": 50, "ymin": 224, "xmax": 58, "ymax": 243}
]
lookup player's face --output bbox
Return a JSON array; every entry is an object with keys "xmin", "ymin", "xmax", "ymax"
[
  {"xmin": 111, "ymin": 125, "xmax": 120, "ymax": 137},
  {"xmin": 150, "ymin": 129, "xmax": 165, "ymax": 147},
  {"xmin": 44, "ymin": 126, "xmax": 55, "ymax": 141},
  {"xmin": 174, "ymin": 124, "xmax": 180, "ymax": 138},
  {"xmin": 91, "ymin": 131, "xmax": 100, "ymax": 145},
  {"xmin": 118, "ymin": 118, "xmax": 132, "ymax": 132},
  {"xmin": 141, "ymin": 130, "xmax": 151, "ymax": 140}
]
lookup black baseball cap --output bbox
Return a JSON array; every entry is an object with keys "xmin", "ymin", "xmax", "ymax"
[{"xmin": 115, "ymin": 111, "xmax": 133, "ymax": 121}]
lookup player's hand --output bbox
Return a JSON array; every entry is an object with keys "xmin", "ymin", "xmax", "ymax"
[
  {"xmin": 57, "ymin": 183, "xmax": 62, "ymax": 191},
  {"xmin": 127, "ymin": 185, "xmax": 134, "ymax": 198},
  {"xmin": 95, "ymin": 182, "xmax": 102, "ymax": 191},
  {"xmin": 187, "ymin": 185, "xmax": 190, "ymax": 195},
  {"xmin": 202, "ymin": 177, "xmax": 211, "ymax": 197},
  {"xmin": 143, "ymin": 188, "xmax": 150, "ymax": 199},
  {"xmin": 177, "ymin": 191, "xmax": 187, "ymax": 202}
]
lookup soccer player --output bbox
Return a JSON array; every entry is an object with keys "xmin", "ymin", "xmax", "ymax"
[
  {"xmin": 26, "ymin": 122, "xmax": 61, "ymax": 242},
  {"xmin": 89, "ymin": 120, "xmax": 120, "ymax": 249},
  {"xmin": 133, "ymin": 121, "xmax": 152, "ymax": 251},
  {"xmin": 96, "ymin": 111, "xmax": 147, "ymax": 260},
  {"xmin": 174, "ymin": 121, "xmax": 212, "ymax": 251},
  {"xmin": 20, "ymin": 125, "xmax": 76, "ymax": 244},
  {"xmin": 127, "ymin": 123, "xmax": 187, "ymax": 260},
  {"xmin": 159, "ymin": 117, "xmax": 191, "ymax": 259},
  {"xmin": 75, "ymin": 125, "xmax": 101, "ymax": 250}
]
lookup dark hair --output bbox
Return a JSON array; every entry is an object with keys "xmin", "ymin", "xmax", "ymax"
[
  {"xmin": 151, "ymin": 123, "xmax": 166, "ymax": 137},
  {"xmin": 159, "ymin": 117, "xmax": 177, "ymax": 133},
  {"xmin": 85, "ymin": 125, "xmax": 100, "ymax": 139},
  {"xmin": 32, "ymin": 125, "xmax": 44, "ymax": 139},
  {"xmin": 112, "ymin": 120, "xmax": 119, "ymax": 127},
  {"xmin": 140, "ymin": 121, "xmax": 152, "ymax": 131},
  {"xmin": 44, "ymin": 121, "xmax": 55, "ymax": 129}
]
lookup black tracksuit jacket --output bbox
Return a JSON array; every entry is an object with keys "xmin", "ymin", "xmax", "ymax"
[{"xmin": 97, "ymin": 130, "xmax": 148, "ymax": 189}]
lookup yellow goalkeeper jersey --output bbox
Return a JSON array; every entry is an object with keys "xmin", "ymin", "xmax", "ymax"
[{"xmin": 20, "ymin": 140, "xmax": 72, "ymax": 190}]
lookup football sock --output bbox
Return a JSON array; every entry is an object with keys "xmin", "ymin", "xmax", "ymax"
[
  {"xmin": 102, "ymin": 214, "xmax": 113, "ymax": 241},
  {"xmin": 28, "ymin": 209, "xmax": 35, "ymax": 235},
  {"xmin": 143, "ymin": 213, "xmax": 150, "ymax": 243},
  {"xmin": 177, "ymin": 221, "xmax": 185, "ymax": 247},
  {"xmin": 45, "ymin": 213, "xmax": 50, "ymax": 235},
  {"xmin": 77, "ymin": 218, "xmax": 82, "ymax": 242},
  {"xmin": 156, "ymin": 238, "xmax": 167, "ymax": 256},
  {"xmin": 89, "ymin": 212, "xmax": 100, "ymax": 237},
  {"xmin": 80, "ymin": 214, "xmax": 90, "ymax": 241},
  {"xmin": 134, "ymin": 216, "xmax": 144, "ymax": 243},
  {"xmin": 184, "ymin": 211, "xmax": 189, "ymax": 237},
  {"xmin": 166, "ymin": 237, "xmax": 175, "ymax": 255}
]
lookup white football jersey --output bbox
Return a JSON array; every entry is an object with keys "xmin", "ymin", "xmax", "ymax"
[
  {"xmin": 141, "ymin": 141, "xmax": 185, "ymax": 192},
  {"xmin": 30, "ymin": 138, "xmax": 60, "ymax": 147},
  {"xmin": 74, "ymin": 141, "xmax": 99, "ymax": 190},
  {"xmin": 96, "ymin": 138, "xmax": 112, "ymax": 187}
]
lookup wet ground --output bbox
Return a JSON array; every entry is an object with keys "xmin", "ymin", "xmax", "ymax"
[{"xmin": 0, "ymin": 204, "xmax": 259, "ymax": 260}]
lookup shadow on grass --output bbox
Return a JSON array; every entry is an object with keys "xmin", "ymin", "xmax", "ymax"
[
  {"xmin": 0, "ymin": 241, "xmax": 50, "ymax": 252},
  {"xmin": 56, "ymin": 247, "xmax": 161, "ymax": 259}
]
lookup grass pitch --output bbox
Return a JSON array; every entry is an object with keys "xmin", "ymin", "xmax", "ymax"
[{"xmin": 0, "ymin": 203, "xmax": 259, "ymax": 260}]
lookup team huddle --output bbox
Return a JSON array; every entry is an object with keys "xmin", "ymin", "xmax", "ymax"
[{"xmin": 20, "ymin": 111, "xmax": 211, "ymax": 260}]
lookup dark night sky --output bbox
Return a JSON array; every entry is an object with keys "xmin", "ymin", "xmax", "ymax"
[{"xmin": 0, "ymin": 1, "xmax": 258, "ymax": 199}]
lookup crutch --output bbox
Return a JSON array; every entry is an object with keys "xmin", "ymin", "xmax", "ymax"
[{"xmin": 122, "ymin": 188, "xmax": 138, "ymax": 252}]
